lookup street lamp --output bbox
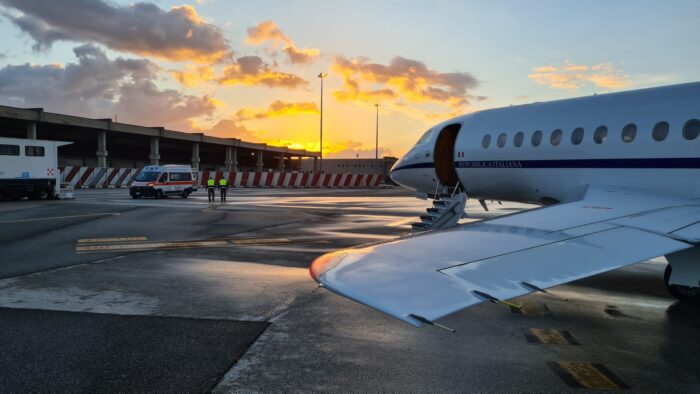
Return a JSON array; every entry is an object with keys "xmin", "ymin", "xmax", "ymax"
[
  {"xmin": 374, "ymin": 103, "xmax": 380, "ymax": 162},
  {"xmin": 318, "ymin": 72, "xmax": 328, "ymax": 173}
]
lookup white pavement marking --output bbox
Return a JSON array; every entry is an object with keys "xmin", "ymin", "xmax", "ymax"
[
  {"xmin": 0, "ymin": 212, "xmax": 119, "ymax": 224},
  {"xmin": 75, "ymin": 237, "xmax": 293, "ymax": 253},
  {"xmin": 78, "ymin": 237, "xmax": 147, "ymax": 243}
]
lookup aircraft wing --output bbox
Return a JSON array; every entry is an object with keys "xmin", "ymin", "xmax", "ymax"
[{"xmin": 310, "ymin": 186, "xmax": 700, "ymax": 327}]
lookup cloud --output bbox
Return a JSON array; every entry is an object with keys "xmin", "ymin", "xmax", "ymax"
[
  {"xmin": 0, "ymin": 44, "xmax": 217, "ymax": 130},
  {"xmin": 200, "ymin": 118, "xmax": 260, "ymax": 141},
  {"xmin": 324, "ymin": 140, "xmax": 393, "ymax": 158},
  {"xmin": 246, "ymin": 21, "xmax": 319, "ymax": 64},
  {"xmin": 529, "ymin": 62, "xmax": 630, "ymax": 91},
  {"xmin": 218, "ymin": 56, "xmax": 307, "ymax": 89},
  {"xmin": 235, "ymin": 100, "xmax": 319, "ymax": 121},
  {"xmin": 332, "ymin": 56, "xmax": 480, "ymax": 108},
  {"xmin": 170, "ymin": 65, "xmax": 216, "ymax": 87},
  {"xmin": 0, "ymin": 0, "xmax": 231, "ymax": 63}
]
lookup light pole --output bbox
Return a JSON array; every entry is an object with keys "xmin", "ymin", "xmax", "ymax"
[
  {"xmin": 318, "ymin": 72, "xmax": 327, "ymax": 173},
  {"xmin": 374, "ymin": 103, "xmax": 380, "ymax": 162}
]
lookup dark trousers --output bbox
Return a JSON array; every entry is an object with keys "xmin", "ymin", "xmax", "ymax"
[
  {"xmin": 219, "ymin": 187, "xmax": 227, "ymax": 202},
  {"xmin": 207, "ymin": 187, "xmax": 215, "ymax": 202}
]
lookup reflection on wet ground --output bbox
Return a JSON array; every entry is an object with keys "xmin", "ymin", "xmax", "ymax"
[{"xmin": 0, "ymin": 188, "xmax": 698, "ymax": 392}]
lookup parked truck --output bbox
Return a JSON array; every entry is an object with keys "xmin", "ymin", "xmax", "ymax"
[{"xmin": 0, "ymin": 136, "xmax": 70, "ymax": 200}]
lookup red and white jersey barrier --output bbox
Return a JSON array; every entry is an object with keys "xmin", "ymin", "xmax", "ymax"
[{"xmin": 59, "ymin": 167, "xmax": 385, "ymax": 189}]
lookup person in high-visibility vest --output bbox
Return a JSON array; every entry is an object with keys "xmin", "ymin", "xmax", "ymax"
[
  {"xmin": 219, "ymin": 177, "xmax": 228, "ymax": 202},
  {"xmin": 207, "ymin": 178, "xmax": 216, "ymax": 202}
]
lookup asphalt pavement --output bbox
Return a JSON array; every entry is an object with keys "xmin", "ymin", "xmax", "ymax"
[{"xmin": 0, "ymin": 188, "xmax": 698, "ymax": 392}]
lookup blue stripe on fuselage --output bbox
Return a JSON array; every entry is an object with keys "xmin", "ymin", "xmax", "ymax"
[{"xmin": 390, "ymin": 158, "xmax": 700, "ymax": 173}]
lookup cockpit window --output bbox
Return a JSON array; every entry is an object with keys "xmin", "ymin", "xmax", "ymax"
[{"xmin": 416, "ymin": 129, "xmax": 433, "ymax": 145}]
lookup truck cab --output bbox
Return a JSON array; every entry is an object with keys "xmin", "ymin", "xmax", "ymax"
[{"xmin": 129, "ymin": 164, "xmax": 196, "ymax": 199}]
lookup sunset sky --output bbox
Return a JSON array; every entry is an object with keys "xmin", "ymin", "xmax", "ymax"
[{"xmin": 0, "ymin": 0, "xmax": 698, "ymax": 158}]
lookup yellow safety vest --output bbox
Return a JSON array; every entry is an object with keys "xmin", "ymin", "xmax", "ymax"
[
  {"xmin": 219, "ymin": 179, "xmax": 227, "ymax": 186},
  {"xmin": 207, "ymin": 179, "xmax": 215, "ymax": 187}
]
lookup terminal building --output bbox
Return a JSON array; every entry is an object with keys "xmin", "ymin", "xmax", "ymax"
[
  {"xmin": 301, "ymin": 157, "xmax": 398, "ymax": 179},
  {"xmin": 0, "ymin": 105, "xmax": 320, "ymax": 172}
]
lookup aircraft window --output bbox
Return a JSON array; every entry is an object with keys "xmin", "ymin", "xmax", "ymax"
[
  {"xmin": 481, "ymin": 134, "xmax": 491, "ymax": 148},
  {"xmin": 652, "ymin": 121, "xmax": 670, "ymax": 141},
  {"xmin": 571, "ymin": 127, "xmax": 584, "ymax": 145},
  {"xmin": 497, "ymin": 133, "xmax": 507, "ymax": 148},
  {"xmin": 550, "ymin": 129, "xmax": 563, "ymax": 146},
  {"xmin": 593, "ymin": 126, "xmax": 608, "ymax": 144},
  {"xmin": 622, "ymin": 123, "xmax": 637, "ymax": 143},
  {"xmin": 682, "ymin": 119, "xmax": 700, "ymax": 140},
  {"xmin": 513, "ymin": 132, "xmax": 524, "ymax": 147},
  {"xmin": 531, "ymin": 130, "xmax": 543, "ymax": 147},
  {"xmin": 416, "ymin": 129, "xmax": 433, "ymax": 144}
]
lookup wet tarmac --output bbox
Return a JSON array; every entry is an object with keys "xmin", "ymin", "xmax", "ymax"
[{"xmin": 0, "ymin": 188, "xmax": 698, "ymax": 392}]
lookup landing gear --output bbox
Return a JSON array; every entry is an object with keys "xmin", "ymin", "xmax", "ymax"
[{"xmin": 665, "ymin": 265, "xmax": 700, "ymax": 303}]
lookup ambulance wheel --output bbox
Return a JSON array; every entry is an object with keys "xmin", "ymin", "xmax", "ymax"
[
  {"xmin": 181, "ymin": 190, "xmax": 189, "ymax": 198},
  {"xmin": 155, "ymin": 190, "xmax": 164, "ymax": 199},
  {"xmin": 34, "ymin": 188, "xmax": 51, "ymax": 200},
  {"xmin": 665, "ymin": 265, "xmax": 700, "ymax": 303}
]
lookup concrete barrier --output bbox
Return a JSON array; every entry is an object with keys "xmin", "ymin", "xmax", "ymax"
[{"xmin": 59, "ymin": 166, "xmax": 385, "ymax": 189}]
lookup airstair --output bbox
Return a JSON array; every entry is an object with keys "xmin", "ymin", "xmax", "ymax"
[{"xmin": 411, "ymin": 182, "xmax": 467, "ymax": 233}]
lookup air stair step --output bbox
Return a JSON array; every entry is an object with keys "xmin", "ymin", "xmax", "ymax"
[{"xmin": 411, "ymin": 222, "xmax": 429, "ymax": 231}]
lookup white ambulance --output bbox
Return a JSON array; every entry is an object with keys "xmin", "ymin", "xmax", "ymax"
[{"xmin": 129, "ymin": 164, "xmax": 198, "ymax": 199}]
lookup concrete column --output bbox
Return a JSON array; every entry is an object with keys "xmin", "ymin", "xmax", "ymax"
[
  {"xmin": 191, "ymin": 142, "xmax": 200, "ymax": 171},
  {"xmin": 278, "ymin": 154, "xmax": 285, "ymax": 171},
  {"xmin": 225, "ymin": 146, "xmax": 237, "ymax": 171},
  {"xmin": 96, "ymin": 130, "xmax": 108, "ymax": 168},
  {"xmin": 149, "ymin": 137, "xmax": 160, "ymax": 165},
  {"xmin": 256, "ymin": 150, "xmax": 263, "ymax": 172},
  {"xmin": 26, "ymin": 122, "xmax": 37, "ymax": 139}
]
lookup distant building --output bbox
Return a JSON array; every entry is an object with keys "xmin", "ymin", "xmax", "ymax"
[{"xmin": 301, "ymin": 157, "xmax": 398, "ymax": 179}]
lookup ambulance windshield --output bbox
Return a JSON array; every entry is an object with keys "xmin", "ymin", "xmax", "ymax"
[{"xmin": 135, "ymin": 171, "xmax": 159, "ymax": 182}]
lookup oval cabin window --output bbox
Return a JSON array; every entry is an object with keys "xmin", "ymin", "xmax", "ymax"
[
  {"xmin": 497, "ymin": 133, "xmax": 507, "ymax": 148},
  {"xmin": 622, "ymin": 123, "xmax": 637, "ymax": 143},
  {"xmin": 571, "ymin": 127, "xmax": 584, "ymax": 145},
  {"xmin": 513, "ymin": 132, "xmax": 524, "ymax": 147},
  {"xmin": 652, "ymin": 121, "xmax": 669, "ymax": 141},
  {"xmin": 594, "ymin": 126, "xmax": 608, "ymax": 144},
  {"xmin": 481, "ymin": 134, "xmax": 491, "ymax": 148},
  {"xmin": 683, "ymin": 119, "xmax": 700, "ymax": 140},
  {"xmin": 550, "ymin": 129, "xmax": 563, "ymax": 146},
  {"xmin": 531, "ymin": 130, "xmax": 543, "ymax": 147}
]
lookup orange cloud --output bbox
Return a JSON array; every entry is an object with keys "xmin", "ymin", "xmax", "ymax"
[
  {"xmin": 218, "ymin": 56, "xmax": 307, "ymax": 89},
  {"xmin": 332, "ymin": 56, "xmax": 480, "ymax": 108},
  {"xmin": 236, "ymin": 100, "xmax": 319, "ymax": 121},
  {"xmin": 246, "ymin": 21, "xmax": 320, "ymax": 64},
  {"xmin": 170, "ymin": 65, "xmax": 215, "ymax": 87},
  {"xmin": 529, "ymin": 62, "xmax": 630, "ymax": 91}
]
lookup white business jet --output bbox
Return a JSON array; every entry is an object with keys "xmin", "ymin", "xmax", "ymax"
[{"xmin": 310, "ymin": 81, "xmax": 700, "ymax": 328}]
